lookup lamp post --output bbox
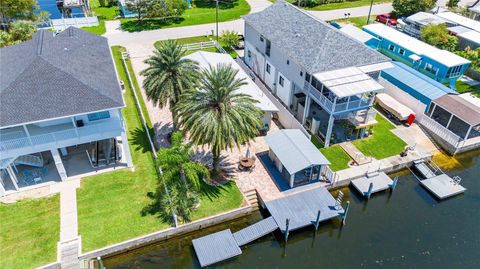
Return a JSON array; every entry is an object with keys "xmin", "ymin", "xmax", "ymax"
[{"xmin": 366, "ymin": 0, "xmax": 374, "ymax": 25}]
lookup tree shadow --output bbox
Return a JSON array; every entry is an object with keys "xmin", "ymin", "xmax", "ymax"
[
  {"xmin": 153, "ymin": 121, "xmax": 173, "ymax": 149},
  {"xmin": 194, "ymin": 0, "xmax": 240, "ymax": 10},
  {"xmin": 141, "ymin": 186, "xmax": 174, "ymax": 223},
  {"xmin": 121, "ymin": 17, "xmax": 186, "ymax": 32},
  {"xmin": 130, "ymin": 127, "xmax": 155, "ymax": 154}
]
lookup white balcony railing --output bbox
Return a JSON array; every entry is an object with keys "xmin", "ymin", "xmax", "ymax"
[
  {"xmin": 420, "ymin": 116, "xmax": 462, "ymax": 148},
  {"xmin": 305, "ymin": 84, "xmax": 334, "ymax": 112},
  {"xmin": 305, "ymin": 83, "xmax": 372, "ymax": 114},
  {"xmin": 0, "ymin": 121, "xmax": 123, "ymax": 154}
]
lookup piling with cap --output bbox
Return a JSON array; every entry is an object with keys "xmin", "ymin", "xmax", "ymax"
[{"xmin": 342, "ymin": 201, "xmax": 350, "ymax": 226}]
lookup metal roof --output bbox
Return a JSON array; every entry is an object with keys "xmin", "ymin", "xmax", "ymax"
[
  {"xmin": 405, "ymin": 12, "xmax": 450, "ymax": 26},
  {"xmin": 433, "ymin": 95, "xmax": 480, "ymax": 126},
  {"xmin": 363, "ymin": 24, "xmax": 471, "ymax": 67},
  {"xmin": 184, "ymin": 51, "xmax": 278, "ymax": 112},
  {"xmin": 436, "ymin": 11, "xmax": 480, "ymax": 32},
  {"xmin": 458, "ymin": 30, "xmax": 480, "ymax": 45},
  {"xmin": 265, "ymin": 129, "xmax": 330, "ymax": 174},
  {"xmin": 243, "ymin": 1, "xmax": 390, "ymax": 74},
  {"xmin": 339, "ymin": 24, "xmax": 377, "ymax": 44},
  {"xmin": 314, "ymin": 67, "xmax": 384, "ymax": 98},
  {"xmin": 381, "ymin": 62, "xmax": 457, "ymax": 102},
  {"xmin": 0, "ymin": 28, "xmax": 124, "ymax": 128}
]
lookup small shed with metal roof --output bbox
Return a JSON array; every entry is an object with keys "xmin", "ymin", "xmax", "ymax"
[
  {"xmin": 380, "ymin": 62, "xmax": 458, "ymax": 112},
  {"xmin": 265, "ymin": 129, "xmax": 330, "ymax": 188}
]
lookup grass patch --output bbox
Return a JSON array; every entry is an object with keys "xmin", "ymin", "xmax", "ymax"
[
  {"xmin": 90, "ymin": 0, "xmax": 118, "ymax": 20},
  {"xmin": 454, "ymin": 80, "xmax": 480, "ymax": 97},
  {"xmin": 270, "ymin": 0, "xmax": 391, "ymax": 11},
  {"xmin": 77, "ymin": 46, "xmax": 243, "ymax": 252},
  {"xmin": 120, "ymin": 0, "xmax": 250, "ymax": 32},
  {"xmin": 334, "ymin": 15, "xmax": 376, "ymax": 28},
  {"xmin": 353, "ymin": 114, "xmax": 407, "ymax": 159},
  {"xmin": 320, "ymin": 146, "xmax": 352, "ymax": 171},
  {"xmin": 82, "ymin": 19, "xmax": 106, "ymax": 35},
  {"xmin": 0, "ymin": 195, "xmax": 60, "ymax": 269},
  {"xmin": 154, "ymin": 35, "xmax": 239, "ymax": 58}
]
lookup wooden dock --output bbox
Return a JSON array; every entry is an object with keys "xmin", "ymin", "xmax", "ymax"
[
  {"xmin": 420, "ymin": 174, "xmax": 466, "ymax": 199},
  {"xmin": 350, "ymin": 172, "xmax": 395, "ymax": 198},
  {"xmin": 192, "ymin": 187, "xmax": 348, "ymax": 267}
]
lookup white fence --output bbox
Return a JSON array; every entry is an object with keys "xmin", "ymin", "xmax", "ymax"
[
  {"xmin": 420, "ymin": 116, "xmax": 463, "ymax": 148},
  {"xmin": 184, "ymin": 41, "xmax": 216, "ymax": 51},
  {"xmin": 50, "ymin": 16, "xmax": 99, "ymax": 31}
]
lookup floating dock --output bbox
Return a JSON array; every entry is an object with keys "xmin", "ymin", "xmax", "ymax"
[
  {"xmin": 412, "ymin": 160, "xmax": 466, "ymax": 200},
  {"xmin": 350, "ymin": 172, "xmax": 397, "ymax": 198},
  {"xmin": 192, "ymin": 187, "xmax": 347, "ymax": 267}
]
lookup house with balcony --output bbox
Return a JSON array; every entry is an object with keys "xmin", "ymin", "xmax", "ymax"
[
  {"xmin": 0, "ymin": 28, "xmax": 133, "ymax": 196},
  {"xmin": 363, "ymin": 24, "xmax": 471, "ymax": 86},
  {"xmin": 243, "ymin": 1, "xmax": 392, "ymax": 147}
]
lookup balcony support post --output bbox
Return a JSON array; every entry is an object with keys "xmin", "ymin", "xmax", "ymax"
[
  {"xmin": 6, "ymin": 165, "xmax": 19, "ymax": 190},
  {"xmin": 23, "ymin": 125, "xmax": 33, "ymax": 146},
  {"xmin": 302, "ymin": 95, "xmax": 311, "ymax": 125},
  {"xmin": 324, "ymin": 113, "xmax": 336, "ymax": 148},
  {"xmin": 51, "ymin": 149, "xmax": 67, "ymax": 181},
  {"xmin": 121, "ymin": 130, "xmax": 134, "ymax": 168},
  {"xmin": 71, "ymin": 117, "xmax": 79, "ymax": 137}
]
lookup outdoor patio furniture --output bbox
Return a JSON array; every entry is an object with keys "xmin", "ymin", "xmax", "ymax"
[
  {"xmin": 22, "ymin": 170, "xmax": 34, "ymax": 185},
  {"xmin": 239, "ymin": 157, "xmax": 256, "ymax": 170},
  {"xmin": 33, "ymin": 177, "xmax": 42, "ymax": 184}
]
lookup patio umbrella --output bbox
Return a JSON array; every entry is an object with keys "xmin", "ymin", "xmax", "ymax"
[{"xmin": 245, "ymin": 148, "xmax": 251, "ymax": 159}]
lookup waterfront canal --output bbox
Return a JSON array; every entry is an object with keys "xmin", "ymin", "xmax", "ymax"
[{"xmin": 105, "ymin": 151, "xmax": 480, "ymax": 268}]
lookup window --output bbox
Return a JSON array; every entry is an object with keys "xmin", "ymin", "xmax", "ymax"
[
  {"xmin": 447, "ymin": 65, "xmax": 462, "ymax": 78},
  {"xmin": 287, "ymin": 60, "xmax": 289, "ymax": 65},
  {"xmin": 388, "ymin": 44, "xmax": 395, "ymax": 51},
  {"xmin": 247, "ymin": 50, "xmax": 251, "ymax": 58},
  {"xmin": 265, "ymin": 39, "xmax": 271, "ymax": 57},
  {"xmin": 300, "ymin": 71, "xmax": 303, "ymax": 77},
  {"xmin": 279, "ymin": 76, "xmax": 284, "ymax": 87},
  {"xmin": 260, "ymin": 35, "xmax": 264, "ymax": 42},
  {"xmin": 87, "ymin": 111, "xmax": 110, "ymax": 121},
  {"xmin": 425, "ymin": 63, "xmax": 439, "ymax": 75},
  {"xmin": 266, "ymin": 63, "xmax": 271, "ymax": 74},
  {"xmin": 399, "ymin": 48, "xmax": 405, "ymax": 55},
  {"xmin": 305, "ymin": 73, "xmax": 311, "ymax": 82}
]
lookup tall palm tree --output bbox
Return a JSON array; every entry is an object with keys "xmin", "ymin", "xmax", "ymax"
[
  {"xmin": 174, "ymin": 63, "xmax": 264, "ymax": 173},
  {"xmin": 141, "ymin": 40, "xmax": 199, "ymax": 127}
]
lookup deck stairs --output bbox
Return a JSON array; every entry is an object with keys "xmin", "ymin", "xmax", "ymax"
[
  {"xmin": 244, "ymin": 189, "xmax": 260, "ymax": 210},
  {"xmin": 14, "ymin": 154, "xmax": 44, "ymax": 168}
]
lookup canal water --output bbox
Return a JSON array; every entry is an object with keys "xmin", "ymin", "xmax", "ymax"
[
  {"xmin": 37, "ymin": 0, "xmax": 85, "ymax": 19},
  {"xmin": 105, "ymin": 150, "xmax": 480, "ymax": 269}
]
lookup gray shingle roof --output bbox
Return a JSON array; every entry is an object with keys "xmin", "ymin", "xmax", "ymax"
[
  {"xmin": 0, "ymin": 27, "xmax": 124, "ymax": 128},
  {"xmin": 243, "ymin": 1, "xmax": 390, "ymax": 74}
]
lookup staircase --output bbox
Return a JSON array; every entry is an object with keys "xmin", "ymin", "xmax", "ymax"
[
  {"xmin": 14, "ymin": 154, "xmax": 44, "ymax": 168},
  {"xmin": 244, "ymin": 189, "xmax": 260, "ymax": 210}
]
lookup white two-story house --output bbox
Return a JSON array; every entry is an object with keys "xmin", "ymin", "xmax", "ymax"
[
  {"xmin": 243, "ymin": 1, "xmax": 393, "ymax": 147},
  {"xmin": 0, "ymin": 28, "xmax": 133, "ymax": 196}
]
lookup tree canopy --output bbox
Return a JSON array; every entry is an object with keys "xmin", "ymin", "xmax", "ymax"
[
  {"xmin": 392, "ymin": 0, "xmax": 437, "ymax": 16},
  {"xmin": 420, "ymin": 23, "xmax": 458, "ymax": 52}
]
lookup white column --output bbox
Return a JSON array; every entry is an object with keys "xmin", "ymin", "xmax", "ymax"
[
  {"xmin": 6, "ymin": 165, "xmax": 19, "ymax": 190},
  {"xmin": 324, "ymin": 114, "xmax": 335, "ymax": 148},
  {"xmin": 429, "ymin": 103, "xmax": 437, "ymax": 117},
  {"xmin": 445, "ymin": 114, "xmax": 454, "ymax": 129},
  {"xmin": 464, "ymin": 125, "xmax": 473, "ymax": 141},
  {"xmin": 0, "ymin": 177, "xmax": 5, "ymax": 196},
  {"xmin": 290, "ymin": 173, "xmax": 294, "ymax": 188},
  {"xmin": 121, "ymin": 131, "xmax": 134, "ymax": 168},
  {"xmin": 51, "ymin": 149, "xmax": 67, "ymax": 181},
  {"xmin": 302, "ymin": 95, "xmax": 311, "ymax": 124}
]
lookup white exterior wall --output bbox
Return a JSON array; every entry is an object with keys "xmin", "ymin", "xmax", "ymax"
[
  {"xmin": 379, "ymin": 77, "xmax": 427, "ymax": 121},
  {"xmin": 276, "ymin": 71, "xmax": 292, "ymax": 106},
  {"xmin": 264, "ymin": 60, "xmax": 276, "ymax": 90}
]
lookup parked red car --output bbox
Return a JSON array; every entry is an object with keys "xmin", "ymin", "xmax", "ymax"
[{"xmin": 376, "ymin": 13, "xmax": 397, "ymax": 26}]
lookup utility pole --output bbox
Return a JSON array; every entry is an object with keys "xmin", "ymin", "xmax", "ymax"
[
  {"xmin": 366, "ymin": 0, "xmax": 374, "ymax": 25},
  {"xmin": 216, "ymin": 0, "xmax": 219, "ymax": 42}
]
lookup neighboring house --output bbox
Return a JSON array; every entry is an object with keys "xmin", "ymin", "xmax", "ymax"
[
  {"xmin": 435, "ymin": 11, "xmax": 480, "ymax": 33},
  {"xmin": 421, "ymin": 95, "xmax": 480, "ymax": 154},
  {"xmin": 469, "ymin": 3, "xmax": 480, "ymax": 21},
  {"xmin": 0, "ymin": 28, "xmax": 133, "ymax": 196},
  {"xmin": 184, "ymin": 51, "xmax": 278, "ymax": 129},
  {"xmin": 118, "ymin": 0, "xmax": 139, "ymax": 18},
  {"xmin": 378, "ymin": 62, "xmax": 458, "ymax": 119},
  {"xmin": 448, "ymin": 26, "xmax": 480, "ymax": 50},
  {"xmin": 265, "ymin": 129, "xmax": 330, "ymax": 188},
  {"xmin": 363, "ymin": 24, "xmax": 471, "ymax": 85},
  {"xmin": 339, "ymin": 24, "xmax": 379, "ymax": 49},
  {"xmin": 243, "ymin": 1, "xmax": 392, "ymax": 147},
  {"xmin": 401, "ymin": 12, "xmax": 452, "ymax": 38}
]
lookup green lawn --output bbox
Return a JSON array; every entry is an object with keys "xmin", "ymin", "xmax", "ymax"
[
  {"xmin": 0, "ymin": 195, "xmax": 60, "ymax": 269},
  {"xmin": 90, "ymin": 0, "xmax": 118, "ymax": 20},
  {"xmin": 454, "ymin": 80, "xmax": 480, "ymax": 97},
  {"xmin": 353, "ymin": 114, "xmax": 407, "ymax": 159},
  {"xmin": 77, "ymin": 46, "xmax": 243, "ymax": 252},
  {"xmin": 320, "ymin": 146, "xmax": 352, "ymax": 171},
  {"xmin": 334, "ymin": 15, "xmax": 376, "ymax": 28},
  {"xmin": 155, "ymin": 35, "xmax": 239, "ymax": 58},
  {"xmin": 270, "ymin": 0, "xmax": 391, "ymax": 11},
  {"xmin": 81, "ymin": 20, "xmax": 106, "ymax": 35},
  {"xmin": 120, "ymin": 0, "xmax": 250, "ymax": 32}
]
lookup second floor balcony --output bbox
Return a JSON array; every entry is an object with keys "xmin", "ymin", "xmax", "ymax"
[{"xmin": 0, "ymin": 116, "xmax": 124, "ymax": 159}]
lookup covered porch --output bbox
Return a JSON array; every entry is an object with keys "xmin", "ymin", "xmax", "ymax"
[
  {"xmin": 265, "ymin": 129, "xmax": 330, "ymax": 188},
  {"xmin": 300, "ymin": 67, "xmax": 383, "ymax": 147}
]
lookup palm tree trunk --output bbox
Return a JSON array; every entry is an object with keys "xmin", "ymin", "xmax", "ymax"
[
  {"xmin": 212, "ymin": 151, "xmax": 221, "ymax": 176},
  {"xmin": 170, "ymin": 99, "xmax": 178, "ymax": 130}
]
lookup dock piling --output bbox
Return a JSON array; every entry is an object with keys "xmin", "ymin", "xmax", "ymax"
[
  {"xmin": 342, "ymin": 201, "xmax": 350, "ymax": 226},
  {"xmin": 314, "ymin": 210, "xmax": 321, "ymax": 230},
  {"xmin": 390, "ymin": 176, "xmax": 399, "ymax": 191},
  {"xmin": 285, "ymin": 218, "xmax": 290, "ymax": 242},
  {"xmin": 366, "ymin": 183, "xmax": 373, "ymax": 199}
]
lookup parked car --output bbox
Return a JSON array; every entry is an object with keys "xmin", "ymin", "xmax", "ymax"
[{"xmin": 376, "ymin": 13, "xmax": 397, "ymax": 26}]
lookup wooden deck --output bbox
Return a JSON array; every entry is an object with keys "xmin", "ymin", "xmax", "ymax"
[
  {"xmin": 351, "ymin": 172, "xmax": 393, "ymax": 197},
  {"xmin": 233, "ymin": 216, "xmax": 278, "ymax": 246},
  {"xmin": 265, "ymin": 187, "xmax": 344, "ymax": 232},
  {"xmin": 420, "ymin": 174, "xmax": 466, "ymax": 200},
  {"xmin": 192, "ymin": 229, "xmax": 242, "ymax": 267}
]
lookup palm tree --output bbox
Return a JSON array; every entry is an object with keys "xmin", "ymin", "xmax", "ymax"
[
  {"xmin": 174, "ymin": 63, "xmax": 264, "ymax": 173},
  {"xmin": 157, "ymin": 131, "xmax": 209, "ymax": 191},
  {"xmin": 141, "ymin": 40, "xmax": 199, "ymax": 127}
]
